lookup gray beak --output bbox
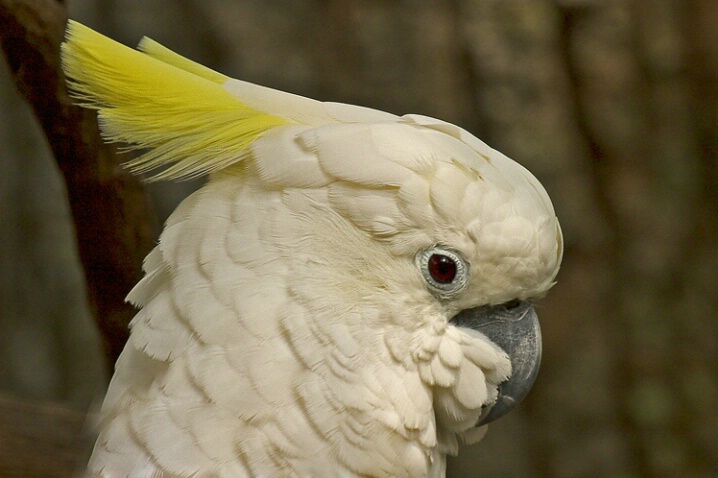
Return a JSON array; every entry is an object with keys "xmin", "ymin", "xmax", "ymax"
[{"xmin": 450, "ymin": 300, "xmax": 542, "ymax": 426}]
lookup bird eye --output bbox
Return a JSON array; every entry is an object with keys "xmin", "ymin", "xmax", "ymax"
[
  {"xmin": 417, "ymin": 246, "xmax": 469, "ymax": 299},
  {"xmin": 427, "ymin": 253, "xmax": 457, "ymax": 284}
]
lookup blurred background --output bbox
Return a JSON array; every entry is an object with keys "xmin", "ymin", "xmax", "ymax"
[{"xmin": 1, "ymin": 0, "xmax": 716, "ymax": 477}]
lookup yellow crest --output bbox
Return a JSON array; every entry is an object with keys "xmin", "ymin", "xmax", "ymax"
[{"xmin": 61, "ymin": 21, "xmax": 292, "ymax": 180}]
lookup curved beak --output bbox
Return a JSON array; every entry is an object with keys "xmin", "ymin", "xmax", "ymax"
[{"xmin": 450, "ymin": 301, "xmax": 542, "ymax": 426}]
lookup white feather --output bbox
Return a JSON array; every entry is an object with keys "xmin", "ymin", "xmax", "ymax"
[
  {"xmin": 65, "ymin": 21, "xmax": 564, "ymax": 478},
  {"xmin": 310, "ymin": 124, "xmax": 415, "ymax": 186}
]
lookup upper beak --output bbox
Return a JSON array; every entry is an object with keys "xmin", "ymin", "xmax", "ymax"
[{"xmin": 450, "ymin": 300, "xmax": 542, "ymax": 426}]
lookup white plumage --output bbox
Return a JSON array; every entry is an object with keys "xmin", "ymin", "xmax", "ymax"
[{"xmin": 61, "ymin": 21, "xmax": 563, "ymax": 478}]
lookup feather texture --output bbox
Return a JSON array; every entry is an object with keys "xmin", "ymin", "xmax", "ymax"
[
  {"xmin": 64, "ymin": 21, "xmax": 563, "ymax": 478},
  {"xmin": 61, "ymin": 21, "xmax": 290, "ymax": 180}
]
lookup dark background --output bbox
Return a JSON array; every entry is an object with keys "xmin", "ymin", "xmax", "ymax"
[{"xmin": 1, "ymin": 1, "xmax": 716, "ymax": 477}]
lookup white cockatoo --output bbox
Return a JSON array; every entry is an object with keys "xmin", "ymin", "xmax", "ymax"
[{"xmin": 61, "ymin": 21, "xmax": 562, "ymax": 478}]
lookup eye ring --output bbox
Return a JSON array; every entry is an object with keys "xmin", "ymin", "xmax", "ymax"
[{"xmin": 417, "ymin": 246, "xmax": 469, "ymax": 299}]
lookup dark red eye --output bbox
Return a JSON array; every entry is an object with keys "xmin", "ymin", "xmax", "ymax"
[
  {"xmin": 418, "ymin": 246, "xmax": 469, "ymax": 298},
  {"xmin": 427, "ymin": 253, "xmax": 457, "ymax": 284}
]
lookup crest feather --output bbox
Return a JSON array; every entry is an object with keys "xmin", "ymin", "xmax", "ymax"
[
  {"xmin": 61, "ymin": 20, "xmax": 292, "ymax": 180},
  {"xmin": 137, "ymin": 37, "xmax": 228, "ymax": 85}
]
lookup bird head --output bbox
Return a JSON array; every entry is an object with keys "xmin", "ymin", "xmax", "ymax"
[
  {"xmin": 62, "ymin": 20, "xmax": 563, "ymax": 476},
  {"xmin": 247, "ymin": 116, "xmax": 562, "ymax": 447}
]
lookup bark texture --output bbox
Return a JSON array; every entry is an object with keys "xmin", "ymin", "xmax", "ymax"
[{"xmin": 0, "ymin": 0, "xmax": 156, "ymax": 367}]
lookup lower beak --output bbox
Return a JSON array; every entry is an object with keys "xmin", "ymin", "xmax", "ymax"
[{"xmin": 450, "ymin": 301, "xmax": 542, "ymax": 426}]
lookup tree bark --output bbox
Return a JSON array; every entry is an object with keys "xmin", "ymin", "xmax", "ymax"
[{"xmin": 0, "ymin": 0, "xmax": 156, "ymax": 370}]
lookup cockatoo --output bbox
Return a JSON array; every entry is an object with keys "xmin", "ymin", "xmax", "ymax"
[{"xmin": 61, "ymin": 21, "xmax": 562, "ymax": 478}]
